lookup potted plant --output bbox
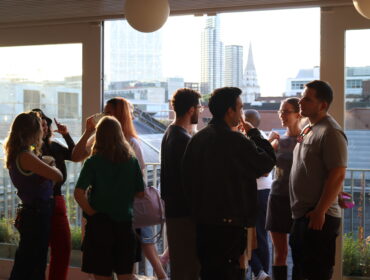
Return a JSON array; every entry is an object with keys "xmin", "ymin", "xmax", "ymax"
[
  {"xmin": 0, "ymin": 218, "xmax": 18, "ymax": 259},
  {"xmin": 343, "ymin": 233, "xmax": 370, "ymax": 279}
]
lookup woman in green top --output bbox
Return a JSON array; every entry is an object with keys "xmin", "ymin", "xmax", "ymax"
[{"xmin": 74, "ymin": 116, "xmax": 144, "ymax": 280}]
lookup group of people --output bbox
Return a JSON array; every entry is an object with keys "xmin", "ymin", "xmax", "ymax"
[
  {"xmin": 160, "ymin": 81, "xmax": 347, "ymax": 280},
  {"xmin": 3, "ymin": 79, "xmax": 347, "ymax": 280},
  {"xmin": 4, "ymin": 98, "xmax": 168, "ymax": 280}
]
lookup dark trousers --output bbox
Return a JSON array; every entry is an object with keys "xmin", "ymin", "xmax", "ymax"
[
  {"xmin": 289, "ymin": 215, "xmax": 341, "ymax": 280},
  {"xmin": 250, "ymin": 189, "xmax": 270, "ymax": 276},
  {"xmin": 10, "ymin": 200, "xmax": 54, "ymax": 280},
  {"xmin": 49, "ymin": 196, "xmax": 71, "ymax": 280},
  {"xmin": 196, "ymin": 223, "xmax": 246, "ymax": 280}
]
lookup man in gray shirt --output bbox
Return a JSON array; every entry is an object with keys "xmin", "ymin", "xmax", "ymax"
[{"xmin": 289, "ymin": 80, "xmax": 347, "ymax": 280}]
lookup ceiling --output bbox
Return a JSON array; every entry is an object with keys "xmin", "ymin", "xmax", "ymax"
[{"xmin": 0, "ymin": 0, "xmax": 352, "ymax": 27}]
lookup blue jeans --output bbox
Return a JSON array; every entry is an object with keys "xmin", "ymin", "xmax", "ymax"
[
  {"xmin": 250, "ymin": 189, "xmax": 270, "ymax": 276},
  {"xmin": 10, "ymin": 200, "xmax": 54, "ymax": 280}
]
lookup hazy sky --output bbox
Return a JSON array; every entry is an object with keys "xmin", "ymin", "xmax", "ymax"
[
  {"xmin": 1, "ymin": 7, "xmax": 370, "ymax": 97},
  {"xmin": 161, "ymin": 8, "xmax": 321, "ymax": 96}
]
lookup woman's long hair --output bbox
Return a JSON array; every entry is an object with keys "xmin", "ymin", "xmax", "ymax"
[
  {"xmin": 92, "ymin": 116, "xmax": 134, "ymax": 163},
  {"xmin": 106, "ymin": 97, "xmax": 138, "ymax": 140},
  {"xmin": 3, "ymin": 111, "xmax": 42, "ymax": 168},
  {"xmin": 32, "ymin": 108, "xmax": 52, "ymax": 145}
]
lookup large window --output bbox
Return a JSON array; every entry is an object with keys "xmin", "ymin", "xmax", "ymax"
[
  {"xmin": 0, "ymin": 44, "xmax": 83, "ymax": 234},
  {"xmin": 104, "ymin": 8, "xmax": 319, "ymax": 134},
  {"xmin": 103, "ymin": 9, "xmax": 320, "ymax": 277},
  {"xmin": 0, "ymin": 44, "xmax": 82, "ymax": 138},
  {"xmin": 343, "ymin": 29, "xmax": 370, "ymax": 278}
]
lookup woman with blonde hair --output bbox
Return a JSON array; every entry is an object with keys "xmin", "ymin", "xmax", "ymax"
[
  {"xmin": 4, "ymin": 111, "xmax": 63, "ymax": 280},
  {"xmin": 74, "ymin": 116, "xmax": 145, "ymax": 280},
  {"xmin": 73, "ymin": 97, "xmax": 168, "ymax": 280}
]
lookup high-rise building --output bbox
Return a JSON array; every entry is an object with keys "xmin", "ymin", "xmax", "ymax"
[
  {"xmin": 242, "ymin": 43, "xmax": 260, "ymax": 103},
  {"xmin": 105, "ymin": 20, "xmax": 163, "ymax": 83},
  {"xmin": 200, "ymin": 15, "xmax": 224, "ymax": 94},
  {"xmin": 224, "ymin": 45, "xmax": 243, "ymax": 88}
]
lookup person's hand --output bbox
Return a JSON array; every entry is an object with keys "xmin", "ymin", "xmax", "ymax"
[
  {"xmin": 338, "ymin": 191, "xmax": 354, "ymax": 209},
  {"xmin": 54, "ymin": 118, "xmax": 69, "ymax": 136},
  {"xmin": 87, "ymin": 209, "xmax": 97, "ymax": 217},
  {"xmin": 306, "ymin": 209, "xmax": 326, "ymax": 230},
  {"xmin": 268, "ymin": 131, "xmax": 280, "ymax": 142},
  {"xmin": 85, "ymin": 115, "xmax": 96, "ymax": 133},
  {"xmin": 239, "ymin": 117, "xmax": 254, "ymax": 134},
  {"xmin": 41, "ymin": 155, "xmax": 56, "ymax": 166}
]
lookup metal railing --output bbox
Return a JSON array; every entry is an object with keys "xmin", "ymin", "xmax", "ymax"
[
  {"xmin": 1, "ymin": 165, "xmax": 369, "ymax": 277},
  {"xmin": 343, "ymin": 169, "xmax": 370, "ymax": 238},
  {"xmin": 1, "ymin": 166, "xmax": 369, "ymax": 232}
]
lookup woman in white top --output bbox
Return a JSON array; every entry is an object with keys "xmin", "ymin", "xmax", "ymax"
[{"xmin": 72, "ymin": 97, "xmax": 167, "ymax": 280}]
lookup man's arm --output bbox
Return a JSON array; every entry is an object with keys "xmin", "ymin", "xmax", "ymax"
[{"xmin": 306, "ymin": 166, "xmax": 346, "ymax": 230}]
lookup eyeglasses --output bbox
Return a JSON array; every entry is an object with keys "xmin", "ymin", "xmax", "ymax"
[
  {"xmin": 278, "ymin": 110, "xmax": 296, "ymax": 115},
  {"xmin": 297, "ymin": 126, "xmax": 312, "ymax": 143}
]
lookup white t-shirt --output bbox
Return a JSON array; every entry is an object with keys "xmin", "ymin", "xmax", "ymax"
[
  {"xmin": 257, "ymin": 129, "xmax": 272, "ymax": 190},
  {"xmin": 129, "ymin": 137, "xmax": 145, "ymax": 171}
]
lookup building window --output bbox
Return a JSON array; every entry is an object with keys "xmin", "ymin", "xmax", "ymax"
[
  {"xmin": 346, "ymin": 79, "xmax": 362, "ymax": 89},
  {"xmin": 23, "ymin": 90, "xmax": 40, "ymax": 111},
  {"xmin": 140, "ymin": 90, "xmax": 148, "ymax": 100},
  {"xmin": 58, "ymin": 91, "xmax": 78, "ymax": 118},
  {"xmin": 291, "ymin": 81, "xmax": 306, "ymax": 90}
]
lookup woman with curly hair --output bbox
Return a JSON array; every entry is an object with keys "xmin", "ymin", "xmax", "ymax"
[{"xmin": 4, "ymin": 111, "xmax": 63, "ymax": 280}]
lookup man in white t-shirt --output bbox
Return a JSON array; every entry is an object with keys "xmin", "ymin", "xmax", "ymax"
[{"xmin": 245, "ymin": 109, "xmax": 272, "ymax": 280}]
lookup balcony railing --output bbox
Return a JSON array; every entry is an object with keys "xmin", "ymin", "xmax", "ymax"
[
  {"xmin": 1, "ymin": 165, "xmax": 369, "ymax": 232},
  {"xmin": 0, "ymin": 161, "xmax": 162, "ymax": 223},
  {"xmin": 0, "ymin": 164, "xmax": 369, "ymax": 277}
]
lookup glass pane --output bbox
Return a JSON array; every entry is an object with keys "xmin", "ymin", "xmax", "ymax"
[
  {"xmin": 0, "ymin": 44, "xmax": 82, "ymax": 247},
  {"xmin": 104, "ymin": 8, "xmax": 319, "ymax": 135},
  {"xmin": 104, "ymin": 10, "xmax": 319, "ymax": 277},
  {"xmin": 343, "ymin": 29, "xmax": 370, "ymax": 277}
]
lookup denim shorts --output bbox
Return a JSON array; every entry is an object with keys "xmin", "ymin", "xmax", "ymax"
[{"xmin": 140, "ymin": 226, "xmax": 156, "ymax": 244}]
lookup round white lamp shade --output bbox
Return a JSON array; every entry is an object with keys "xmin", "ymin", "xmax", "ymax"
[
  {"xmin": 353, "ymin": 0, "xmax": 370, "ymax": 19},
  {"xmin": 124, "ymin": 0, "xmax": 170, "ymax": 33}
]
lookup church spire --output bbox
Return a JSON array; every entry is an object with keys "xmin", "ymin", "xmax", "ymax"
[
  {"xmin": 242, "ymin": 42, "xmax": 260, "ymax": 103},
  {"xmin": 246, "ymin": 42, "xmax": 255, "ymax": 72}
]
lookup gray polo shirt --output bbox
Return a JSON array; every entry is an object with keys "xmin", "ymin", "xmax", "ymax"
[{"xmin": 289, "ymin": 115, "xmax": 347, "ymax": 219}]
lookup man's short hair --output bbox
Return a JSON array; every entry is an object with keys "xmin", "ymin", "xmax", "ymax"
[
  {"xmin": 244, "ymin": 109, "xmax": 261, "ymax": 128},
  {"xmin": 171, "ymin": 88, "xmax": 201, "ymax": 117},
  {"xmin": 208, "ymin": 87, "xmax": 242, "ymax": 119},
  {"xmin": 305, "ymin": 80, "xmax": 333, "ymax": 109}
]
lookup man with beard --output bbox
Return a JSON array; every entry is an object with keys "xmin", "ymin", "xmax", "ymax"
[
  {"xmin": 160, "ymin": 88, "xmax": 202, "ymax": 280},
  {"xmin": 289, "ymin": 80, "xmax": 347, "ymax": 280},
  {"xmin": 182, "ymin": 87, "xmax": 276, "ymax": 280}
]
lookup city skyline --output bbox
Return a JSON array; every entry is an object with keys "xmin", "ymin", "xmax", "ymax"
[{"xmin": 2, "ymin": 8, "xmax": 370, "ymax": 97}]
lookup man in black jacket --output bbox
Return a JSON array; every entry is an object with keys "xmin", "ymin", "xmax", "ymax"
[
  {"xmin": 182, "ymin": 87, "xmax": 276, "ymax": 280},
  {"xmin": 161, "ymin": 88, "xmax": 202, "ymax": 280}
]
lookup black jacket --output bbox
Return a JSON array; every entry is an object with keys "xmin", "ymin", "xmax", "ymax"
[
  {"xmin": 160, "ymin": 125, "xmax": 192, "ymax": 218},
  {"xmin": 182, "ymin": 119, "xmax": 276, "ymax": 227},
  {"xmin": 42, "ymin": 133, "xmax": 75, "ymax": 196}
]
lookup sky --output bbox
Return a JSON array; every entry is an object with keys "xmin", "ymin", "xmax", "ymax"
[
  {"xmin": 1, "ymin": 8, "xmax": 370, "ymax": 97},
  {"xmin": 161, "ymin": 8, "xmax": 321, "ymax": 96}
]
